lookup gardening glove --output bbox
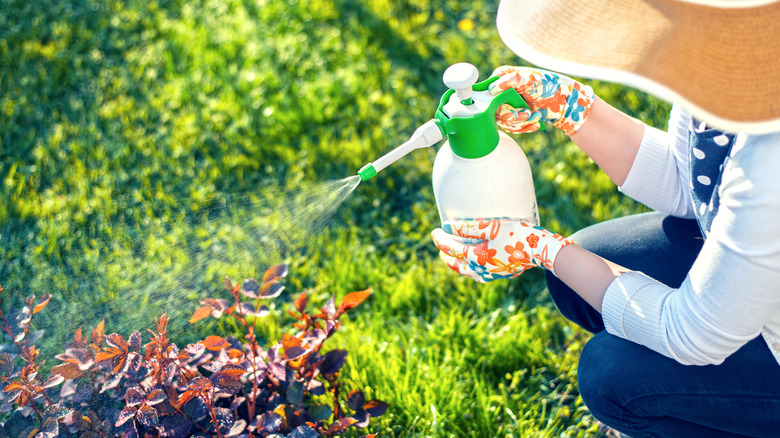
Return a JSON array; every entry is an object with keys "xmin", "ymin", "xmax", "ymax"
[
  {"xmin": 431, "ymin": 218, "xmax": 575, "ymax": 283},
  {"xmin": 489, "ymin": 66, "xmax": 595, "ymax": 135}
]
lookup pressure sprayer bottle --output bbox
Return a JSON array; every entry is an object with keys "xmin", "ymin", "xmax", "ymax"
[{"xmin": 358, "ymin": 62, "xmax": 539, "ymax": 225}]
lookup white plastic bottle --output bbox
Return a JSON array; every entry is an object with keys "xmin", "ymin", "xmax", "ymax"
[{"xmin": 431, "ymin": 63, "xmax": 539, "ymax": 225}]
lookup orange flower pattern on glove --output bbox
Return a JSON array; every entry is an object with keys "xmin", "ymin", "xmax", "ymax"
[
  {"xmin": 431, "ymin": 218, "xmax": 575, "ymax": 283},
  {"xmin": 489, "ymin": 66, "xmax": 595, "ymax": 136}
]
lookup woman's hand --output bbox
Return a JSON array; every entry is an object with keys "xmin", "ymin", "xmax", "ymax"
[
  {"xmin": 489, "ymin": 66, "xmax": 595, "ymax": 135},
  {"xmin": 431, "ymin": 218, "xmax": 575, "ymax": 283}
]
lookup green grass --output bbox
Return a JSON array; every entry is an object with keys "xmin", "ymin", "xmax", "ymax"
[{"xmin": 0, "ymin": 0, "xmax": 671, "ymax": 436}]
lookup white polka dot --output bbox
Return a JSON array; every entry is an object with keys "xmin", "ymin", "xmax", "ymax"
[
  {"xmin": 697, "ymin": 121, "xmax": 707, "ymax": 132},
  {"xmin": 697, "ymin": 175, "xmax": 711, "ymax": 185},
  {"xmin": 700, "ymin": 202, "xmax": 707, "ymax": 215},
  {"xmin": 693, "ymin": 148, "xmax": 706, "ymax": 159},
  {"xmin": 714, "ymin": 134, "xmax": 730, "ymax": 146},
  {"xmin": 709, "ymin": 201, "xmax": 715, "ymax": 211}
]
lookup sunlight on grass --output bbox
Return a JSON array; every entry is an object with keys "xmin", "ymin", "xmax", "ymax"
[{"xmin": 1, "ymin": 0, "xmax": 670, "ymax": 435}]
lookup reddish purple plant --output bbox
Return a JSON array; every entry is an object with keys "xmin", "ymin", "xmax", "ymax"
[{"xmin": 0, "ymin": 265, "xmax": 387, "ymax": 437}]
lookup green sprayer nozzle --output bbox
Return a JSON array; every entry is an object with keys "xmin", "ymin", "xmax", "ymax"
[{"xmin": 358, "ymin": 163, "xmax": 377, "ymax": 181}]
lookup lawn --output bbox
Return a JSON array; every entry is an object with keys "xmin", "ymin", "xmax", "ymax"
[{"xmin": 0, "ymin": 0, "xmax": 670, "ymax": 436}]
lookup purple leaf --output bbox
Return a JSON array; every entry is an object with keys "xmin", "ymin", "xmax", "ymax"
[
  {"xmin": 214, "ymin": 375, "xmax": 243, "ymax": 394},
  {"xmin": 351, "ymin": 410, "xmax": 370, "ymax": 428},
  {"xmin": 0, "ymin": 352, "xmax": 13, "ymax": 377},
  {"xmin": 241, "ymin": 279, "xmax": 260, "ymax": 298},
  {"xmin": 347, "ymin": 390, "xmax": 365, "ymax": 411},
  {"xmin": 284, "ymin": 345, "xmax": 306, "ymax": 361},
  {"xmin": 214, "ymin": 407, "xmax": 234, "ymax": 435},
  {"xmin": 364, "ymin": 399, "xmax": 389, "ymax": 417},
  {"xmin": 307, "ymin": 379, "xmax": 326, "ymax": 396},
  {"xmin": 203, "ymin": 298, "xmax": 229, "ymax": 317},
  {"xmin": 119, "ymin": 420, "xmax": 139, "ymax": 438},
  {"xmin": 129, "ymin": 330, "xmax": 142, "ymax": 353},
  {"xmin": 125, "ymin": 387, "xmax": 144, "ymax": 406},
  {"xmin": 159, "ymin": 414, "xmax": 192, "ymax": 438},
  {"xmin": 255, "ymin": 411, "xmax": 282, "ymax": 434},
  {"xmin": 229, "ymin": 396, "xmax": 246, "ymax": 411},
  {"xmin": 318, "ymin": 349, "xmax": 348, "ymax": 375},
  {"xmin": 238, "ymin": 302, "xmax": 255, "ymax": 315},
  {"xmin": 66, "ymin": 348, "xmax": 94, "ymax": 371},
  {"xmin": 288, "ymin": 424, "xmax": 318, "ymax": 438},
  {"xmin": 137, "ymin": 405, "xmax": 159, "ymax": 428},
  {"xmin": 260, "ymin": 281, "xmax": 284, "ymax": 299},
  {"xmin": 322, "ymin": 295, "xmax": 336, "ymax": 318},
  {"xmin": 42, "ymin": 374, "xmax": 65, "ymax": 389},
  {"xmin": 100, "ymin": 372, "xmax": 123, "ymax": 393},
  {"xmin": 115, "ymin": 406, "xmax": 137, "ymax": 427},
  {"xmin": 38, "ymin": 416, "xmax": 59, "ymax": 438},
  {"xmin": 253, "ymin": 305, "xmax": 270, "ymax": 318},
  {"xmin": 43, "ymin": 403, "xmax": 71, "ymax": 420},
  {"xmin": 146, "ymin": 388, "xmax": 167, "ymax": 406},
  {"xmin": 185, "ymin": 342, "xmax": 205, "ymax": 357},
  {"xmin": 225, "ymin": 419, "xmax": 247, "ymax": 437},
  {"xmin": 267, "ymin": 361, "xmax": 287, "ymax": 383}
]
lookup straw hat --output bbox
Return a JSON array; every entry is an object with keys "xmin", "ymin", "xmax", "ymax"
[{"xmin": 496, "ymin": 0, "xmax": 780, "ymax": 134}]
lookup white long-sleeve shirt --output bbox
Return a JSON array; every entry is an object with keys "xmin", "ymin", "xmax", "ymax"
[{"xmin": 602, "ymin": 104, "xmax": 780, "ymax": 366}]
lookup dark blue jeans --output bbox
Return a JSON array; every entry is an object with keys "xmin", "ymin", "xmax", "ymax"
[{"xmin": 546, "ymin": 212, "xmax": 780, "ymax": 437}]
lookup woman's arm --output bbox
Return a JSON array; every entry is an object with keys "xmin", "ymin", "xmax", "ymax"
[
  {"xmin": 552, "ymin": 244, "xmax": 629, "ymax": 312},
  {"xmin": 569, "ymin": 96, "xmax": 645, "ymax": 186},
  {"xmin": 553, "ymin": 132, "xmax": 780, "ymax": 365}
]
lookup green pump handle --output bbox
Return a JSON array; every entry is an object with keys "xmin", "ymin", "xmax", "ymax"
[{"xmin": 434, "ymin": 76, "xmax": 541, "ymax": 159}]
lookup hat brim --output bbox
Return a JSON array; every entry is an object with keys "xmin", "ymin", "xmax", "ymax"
[{"xmin": 496, "ymin": 0, "xmax": 780, "ymax": 134}]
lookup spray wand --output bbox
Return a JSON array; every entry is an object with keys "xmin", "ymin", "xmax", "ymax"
[{"xmin": 357, "ymin": 120, "xmax": 443, "ymax": 181}]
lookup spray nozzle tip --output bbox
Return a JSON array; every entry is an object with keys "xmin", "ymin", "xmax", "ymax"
[{"xmin": 358, "ymin": 163, "xmax": 377, "ymax": 181}]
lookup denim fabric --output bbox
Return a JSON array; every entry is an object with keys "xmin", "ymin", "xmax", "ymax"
[{"xmin": 545, "ymin": 212, "xmax": 780, "ymax": 437}]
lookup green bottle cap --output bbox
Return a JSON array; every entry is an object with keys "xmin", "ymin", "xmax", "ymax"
[{"xmin": 434, "ymin": 76, "xmax": 535, "ymax": 159}]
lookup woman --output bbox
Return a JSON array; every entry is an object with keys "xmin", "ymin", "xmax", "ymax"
[{"xmin": 431, "ymin": 0, "xmax": 780, "ymax": 436}]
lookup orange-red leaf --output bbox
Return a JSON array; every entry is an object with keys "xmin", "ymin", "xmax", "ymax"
[
  {"xmin": 294, "ymin": 292, "xmax": 308, "ymax": 313},
  {"xmin": 4, "ymin": 381, "xmax": 23, "ymax": 392},
  {"xmin": 91, "ymin": 320, "xmax": 105, "ymax": 345},
  {"xmin": 262, "ymin": 263, "xmax": 289, "ymax": 283},
  {"xmin": 282, "ymin": 333, "xmax": 301, "ymax": 350},
  {"xmin": 227, "ymin": 348, "xmax": 244, "ymax": 360},
  {"xmin": 32, "ymin": 294, "xmax": 51, "ymax": 315},
  {"xmin": 201, "ymin": 335, "xmax": 230, "ymax": 351},
  {"xmin": 73, "ymin": 327, "xmax": 83, "ymax": 345},
  {"xmin": 339, "ymin": 288, "xmax": 372, "ymax": 313},
  {"xmin": 218, "ymin": 367, "xmax": 247, "ymax": 378},
  {"xmin": 94, "ymin": 351, "xmax": 118, "ymax": 363},
  {"xmin": 50, "ymin": 362, "xmax": 84, "ymax": 380},
  {"xmin": 106, "ymin": 333, "xmax": 128, "ymax": 351},
  {"xmin": 177, "ymin": 389, "xmax": 197, "ymax": 408},
  {"xmin": 189, "ymin": 306, "xmax": 212, "ymax": 324}
]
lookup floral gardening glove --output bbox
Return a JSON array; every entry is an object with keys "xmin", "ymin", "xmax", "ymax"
[
  {"xmin": 489, "ymin": 66, "xmax": 595, "ymax": 135},
  {"xmin": 431, "ymin": 218, "xmax": 575, "ymax": 283}
]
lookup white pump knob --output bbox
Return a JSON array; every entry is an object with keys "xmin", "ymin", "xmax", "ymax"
[{"xmin": 443, "ymin": 62, "xmax": 479, "ymax": 104}]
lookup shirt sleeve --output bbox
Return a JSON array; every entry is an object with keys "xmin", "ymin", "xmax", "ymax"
[
  {"xmin": 619, "ymin": 104, "xmax": 695, "ymax": 218},
  {"xmin": 602, "ymin": 132, "xmax": 780, "ymax": 365}
]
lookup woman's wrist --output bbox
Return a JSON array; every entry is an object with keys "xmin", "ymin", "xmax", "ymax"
[{"xmin": 552, "ymin": 243, "xmax": 630, "ymax": 313}]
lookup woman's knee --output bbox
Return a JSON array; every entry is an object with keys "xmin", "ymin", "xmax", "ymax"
[{"xmin": 577, "ymin": 333, "xmax": 642, "ymax": 430}]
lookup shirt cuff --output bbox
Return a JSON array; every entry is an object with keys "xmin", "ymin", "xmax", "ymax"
[
  {"xmin": 619, "ymin": 124, "xmax": 675, "ymax": 205},
  {"xmin": 602, "ymin": 271, "xmax": 675, "ymax": 354}
]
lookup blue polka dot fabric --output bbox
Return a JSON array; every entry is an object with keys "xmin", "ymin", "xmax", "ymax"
[{"xmin": 688, "ymin": 120, "xmax": 736, "ymax": 237}]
